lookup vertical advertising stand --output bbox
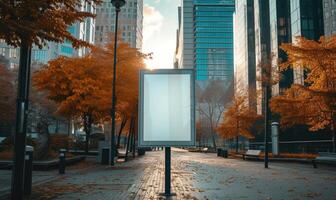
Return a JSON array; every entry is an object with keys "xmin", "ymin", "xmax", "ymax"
[{"xmin": 138, "ymin": 69, "xmax": 195, "ymax": 196}]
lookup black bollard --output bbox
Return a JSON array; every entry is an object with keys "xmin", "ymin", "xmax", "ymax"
[
  {"xmin": 59, "ymin": 149, "xmax": 66, "ymax": 174},
  {"xmin": 24, "ymin": 146, "xmax": 34, "ymax": 196},
  {"xmin": 101, "ymin": 147, "xmax": 109, "ymax": 165},
  {"xmin": 217, "ymin": 148, "xmax": 222, "ymax": 157}
]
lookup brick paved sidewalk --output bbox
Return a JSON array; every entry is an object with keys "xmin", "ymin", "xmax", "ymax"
[{"xmin": 24, "ymin": 148, "xmax": 336, "ymax": 200}]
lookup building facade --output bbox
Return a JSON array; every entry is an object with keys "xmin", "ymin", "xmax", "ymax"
[
  {"xmin": 176, "ymin": 0, "xmax": 235, "ymax": 82},
  {"xmin": 175, "ymin": 0, "xmax": 194, "ymax": 69},
  {"xmin": 233, "ymin": 0, "xmax": 256, "ymax": 108},
  {"xmin": 95, "ymin": 0, "xmax": 143, "ymax": 49},
  {"xmin": 254, "ymin": 0, "xmax": 271, "ymax": 114},
  {"xmin": 194, "ymin": 0, "xmax": 235, "ymax": 81},
  {"xmin": 323, "ymin": 0, "xmax": 336, "ymax": 36},
  {"xmin": 290, "ymin": 0, "xmax": 324, "ymax": 85},
  {"xmin": 0, "ymin": 1, "xmax": 96, "ymax": 68},
  {"xmin": 269, "ymin": 0, "xmax": 292, "ymax": 96}
]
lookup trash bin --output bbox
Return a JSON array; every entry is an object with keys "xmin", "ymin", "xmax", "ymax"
[
  {"xmin": 101, "ymin": 147, "xmax": 109, "ymax": 165},
  {"xmin": 138, "ymin": 148, "xmax": 146, "ymax": 156},
  {"xmin": 222, "ymin": 149, "xmax": 228, "ymax": 158},
  {"xmin": 59, "ymin": 149, "xmax": 66, "ymax": 174},
  {"xmin": 24, "ymin": 146, "xmax": 34, "ymax": 196},
  {"xmin": 217, "ymin": 148, "xmax": 222, "ymax": 157}
]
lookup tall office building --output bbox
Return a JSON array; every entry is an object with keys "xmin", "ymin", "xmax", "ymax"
[
  {"xmin": 174, "ymin": 6, "xmax": 182, "ymax": 69},
  {"xmin": 269, "ymin": 0, "xmax": 292, "ymax": 96},
  {"xmin": 233, "ymin": 0, "xmax": 256, "ymax": 108},
  {"xmin": 176, "ymin": 0, "xmax": 235, "ymax": 82},
  {"xmin": 323, "ymin": 0, "xmax": 336, "ymax": 36},
  {"xmin": 0, "ymin": 1, "xmax": 96, "ymax": 68},
  {"xmin": 254, "ymin": 0, "xmax": 271, "ymax": 114},
  {"xmin": 290, "ymin": 0, "xmax": 324, "ymax": 85},
  {"xmin": 175, "ymin": 0, "xmax": 194, "ymax": 69},
  {"xmin": 95, "ymin": 0, "xmax": 143, "ymax": 49}
]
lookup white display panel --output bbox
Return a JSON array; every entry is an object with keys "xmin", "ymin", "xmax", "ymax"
[{"xmin": 139, "ymin": 69, "xmax": 195, "ymax": 147}]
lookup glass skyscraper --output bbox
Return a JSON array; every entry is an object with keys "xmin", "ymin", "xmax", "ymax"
[
  {"xmin": 95, "ymin": 0, "xmax": 143, "ymax": 49},
  {"xmin": 193, "ymin": 0, "xmax": 235, "ymax": 81},
  {"xmin": 234, "ymin": 0, "xmax": 256, "ymax": 108},
  {"xmin": 290, "ymin": 0, "xmax": 324, "ymax": 84},
  {"xmin": 175, "ymin": 0, "xmax": 235, "ymax": 82},
  {"xmin": 270, "ymin": 0, "xmax": 292, "ymax": 95},
  {"xmin": 254, "ymin": 0, "xmax": 271, "ymax": 114},
  {"xmin": 323, "ymin": 0, "xmax": 336, "ymax": 36}
]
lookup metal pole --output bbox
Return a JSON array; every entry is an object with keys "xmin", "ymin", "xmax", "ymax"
[
  {"xmin": 11, "ymin": 40, "xmax": 32, "ymax": 200},
  {"xmin": 264, "ymin": 85, "xmax": 270, "ymax": 168},
  {"xmin": 165, "ymin": 147, "xmax": 171, "ymax": 196},
  {"xmin": 110, "ymin": 7, "xmax": 120, "ymax": 166}
]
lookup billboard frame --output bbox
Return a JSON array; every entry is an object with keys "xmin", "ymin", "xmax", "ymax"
[{"xmin": 138, "ymin": 69, "xmax": 196, "ymax": 147}]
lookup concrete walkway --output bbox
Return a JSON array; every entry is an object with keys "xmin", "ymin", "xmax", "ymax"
[{"xmin": 4, "ymin": 148, "xmax": 336, "ymax": 200}]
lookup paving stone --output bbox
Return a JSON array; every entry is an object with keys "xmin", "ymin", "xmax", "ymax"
[{"xmin": 7, "ymin": 148, "xmax": 335, "ymax": 200}]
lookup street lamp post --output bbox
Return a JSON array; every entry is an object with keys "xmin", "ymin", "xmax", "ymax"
[
  {"xmin": 264, "ymin": 83, "xmax": 271, "ymax": 168},
  {"xmin": 110, "ymin": 0, "xmax": 125, "ymax": 166},
  {"xmin": 11, "ymin": 39, "xmax": 32, "ymax": 200}
]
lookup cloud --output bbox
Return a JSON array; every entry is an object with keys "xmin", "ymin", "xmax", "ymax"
[{"xmin": 143, "ymin": 4, "xmax": 164, "ymax": 43}]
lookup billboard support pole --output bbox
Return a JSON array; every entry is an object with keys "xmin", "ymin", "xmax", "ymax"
[
  {"xmin": 160, "ymin": 147, "xmax": 176, "ymax": 197},
  {"xmin": 165, "ymin": 147, "xmax": 171, "ymax": 195}
]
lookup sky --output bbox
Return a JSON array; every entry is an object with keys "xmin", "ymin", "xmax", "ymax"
[{"xmin": 143, "ymin": 0, "xmax": 181, "ymax": 69}]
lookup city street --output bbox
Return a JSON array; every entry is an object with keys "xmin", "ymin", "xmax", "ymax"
[{"xmin": 10, "ymin": 148, "xmax": 335, "ymax": 200}]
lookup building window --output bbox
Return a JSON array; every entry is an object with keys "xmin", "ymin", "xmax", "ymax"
[
  {"xmin": 9, "ymin": 48, "xmax": 17, "ymax": 58},
  {"xmin": 0, "ymin": 48, "xmax": 5, "ymax": 56}
]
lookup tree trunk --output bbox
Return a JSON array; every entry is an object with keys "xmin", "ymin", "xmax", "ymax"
[
  {"xmin": 125, "ymin": 117, "xmax": 134, "ymax": 160},
  {"xmin": 332, "ymin": 115, "xmax": 336, "ymax": 153},
  {"xmin": 333, "ymin": 130, "xmax": 336, "ymax": 153},
  {"xmin": 132, "ymin": 117, "xmax": 136, "ymax": 158},
  {"xmin": 117, "ymin": 117, "xmax": 127, "ymax": 148},
  {"xmin": 235, "ymin": 136, "xmax": 239, "ymax": 153},
  {"xmin": 211, "ymin": 131, "xmax": 217, "ymax": 150},
  {"xmin": 83, "ymin": 114, "xmax": 92, "ymax": 154},
  {"xmin": 55, "ymin": 119, "xmax": 59, "ymax": 133},
  {"xmin": 35, "ymin": 121, "xmax": 50, "ymax": 160},
  {"xmin": 236, "ymin": 118, "xmax": 239, "ymax": 153},
  {"xmin": 209, "ymin": 122, "xmax": 217, "ymax": 149},
  {"xmin": 67, "ymin": 118, "xmax": 71, "ymax": 136}
]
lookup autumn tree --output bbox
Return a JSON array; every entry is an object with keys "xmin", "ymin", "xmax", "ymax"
[
  {"xmin": 217, "ymin": 95, "xmax": 261, "ymax": 153},
  {"xmin": 0, "ymin": 63, "xmax": 15, "ymax": 126},
  {"xmin": 197, "ymin": 80, "xmax": 232, "ymax": 149},
  {"xmin": 33, "ymin": 56, "xmax": 109, "ymax": 154},
  {"xmin": 27, "ymin": 64, "xmax": 61, "ymax": 159},
  {"xmin": 33, "ymin": 40, "xmax": 146, "ymax": 153},
  {"xmin": 270, "ymin": 35, "xmax": 336, "ymax": 152},
  {"xmin": 1, "ymin": 1, "xmax": 102, "ymax": 195}
]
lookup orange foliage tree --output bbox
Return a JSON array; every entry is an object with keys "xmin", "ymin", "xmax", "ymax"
[
  {"xmin": 33, "ymin": 40, "xmax": 146, "ymax": 153},
  {"xmin": 93, "ymin": 41, "xmax": 146, "ymax": 147},
  {"xmin": 0, "ymin": 0, "xmax": 102, "ymax": 48},
  {"xmin": 217, "ymin": 95, "xmax": 261, "ymax": 152},
  {"xmin": 270, "ymin": 35, "xmax": 336, "ymax": 152},
  {"xmin": 0, "ymin": 63, "xmax": 15, "ymax": 124}
]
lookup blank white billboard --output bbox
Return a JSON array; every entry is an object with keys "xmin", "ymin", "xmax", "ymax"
[{"xmin": 139, "ymin": 69, "xmax": 195, "ymax": 147}]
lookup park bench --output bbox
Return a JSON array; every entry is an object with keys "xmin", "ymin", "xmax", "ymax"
[
  {"xmin": 312, "ymin": 152, "xmax": 336, "ymax": 168},
  {"xmin": 201, "ymin": 147, "xmax": 208, "ymax": 153},
  {"xmin": 242, "ymin": 149, "xmax": 261, "ymax": 160}
]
